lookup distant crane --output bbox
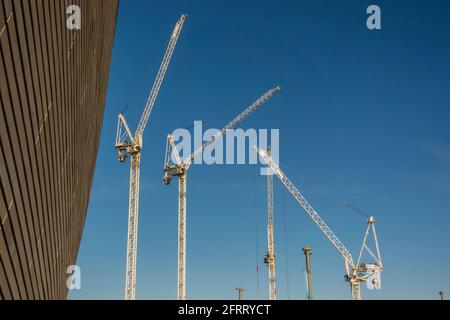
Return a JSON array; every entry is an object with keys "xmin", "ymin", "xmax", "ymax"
[
  {"xmin": 235, "ymin": 288, "xmax": 245, "ymax": 300},
  {"xmin": 163, "ymin": 87, "xmax": 282, "ymax": 300},
  {"xmin": 302, "ymin": 247, "xmax": 313, "ymax": 300},
  {"xmin": 264, "ymin": 147, "xmax": 277, "ymax": 300},
  {"xmin": 115, "ymin": 14, "xmax": 187, "ymax": 300},
  {"xmin": 255, "ymin": 147, "xmax": 383, "ymax": 300}
]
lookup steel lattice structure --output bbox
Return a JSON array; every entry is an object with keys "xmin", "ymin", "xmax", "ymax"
[
  {"xmin": 115, "ymin": 14, "xmax": 187, "ymax": 300},
  {"xmin": 164, "ymin": 87, "xmax": 282, "ymax": 300},
  {"xmin": 255, "ymin": 147, "xmax": 383, "ymax": 300}
]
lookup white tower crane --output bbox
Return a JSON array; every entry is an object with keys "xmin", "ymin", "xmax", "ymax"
[
  {"xmin": 255, "ymin": 147, "xmax": 383, "ymax": 300},
  {"xmin": 115, "ymin": 14, "xmax": 187, "ymax": 300},
  {"xmin": 163, "ymin": 87, "xmax": 282, "ymax": 300},
  {"xmin": 264, "ymin": 147, "xmax": 277, "ymax": 300}
]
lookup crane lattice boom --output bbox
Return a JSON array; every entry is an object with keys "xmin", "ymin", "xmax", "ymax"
[
  {"xmin": 135, "ymin": 14, "xmax": 187, "ymax": 139},
  {"xmin": 256, "ymin": 147, "xmax": 355, "ymax": 270},
  {"xmin": 183, "ymin": 87, "xmax": 282, "ymax": 169}
]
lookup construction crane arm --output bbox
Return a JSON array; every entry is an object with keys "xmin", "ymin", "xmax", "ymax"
[
  {"xmin": 255, "ymin": 147, "xmax": 355, "ymax": 273},
  {"xmin": 135, "ymin": 14, "xmax": 187, "ymax": 139},
  {"xmin": 181, "ymin": 87, "xmax": 281, "ymax": 169}
]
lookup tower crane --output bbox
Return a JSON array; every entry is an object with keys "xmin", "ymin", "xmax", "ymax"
[
  {"xmin": 302, "ymin": 247, "xmax": 313, "ymax": 300},
  {"xmin": 115, "ymin": 14, "xmax": 187, "ymax": 300},
  {"xmin": 255, "ymin": 147, "xmax": 383, "ymax": 300},
  {"xmin": 163, "ymin": 87, "xmax": 282, "ymax": 300},
  {"xmin": 236, "ymin": 288, "xmax": 245, "ymax": 300},
  {"xmin": 264, "ymin": 147, "xmax": 277, "ymax": 300}
]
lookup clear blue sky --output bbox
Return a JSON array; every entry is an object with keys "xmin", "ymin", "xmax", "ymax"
[{"xmin": 70, "ymin": 0, "xmax": 450, "ymax": 300}]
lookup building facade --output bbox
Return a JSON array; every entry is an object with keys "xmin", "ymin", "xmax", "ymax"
[{"xmin": 0, "ymin": 0, "xmax": 118, "ymax": 299}]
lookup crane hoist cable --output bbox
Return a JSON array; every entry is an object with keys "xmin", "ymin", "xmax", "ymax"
[
  {"xmin": 253, "ymin": 165, "xmax": 260, "ymax": 292},
  {"xmin": 281, "ymin": 185, "xmax": 291, "ymax": 300},
  {"xmin": 341, "ymin": 200, "xmax": 371, "ymax": 219},
  {"xmin": 274, "ymin": 89, "xmax": 291, "ymax": 300},
  {"xmin": 121, "ymin": 105, "xmax": 129, "ymax": 115},
  {"xmin": 177, "ymin": 36, "xmax": 187, "ymax": 130}
]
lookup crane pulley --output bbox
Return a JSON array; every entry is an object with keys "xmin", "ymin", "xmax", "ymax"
[{"xmin": 255, "ymin": 146, "xmax": 383, "ymax": 300}]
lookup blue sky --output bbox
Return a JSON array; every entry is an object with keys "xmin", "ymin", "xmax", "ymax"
[{"xmin": 70, "ymin": 0, "xmax": 450, "ymax": 300}]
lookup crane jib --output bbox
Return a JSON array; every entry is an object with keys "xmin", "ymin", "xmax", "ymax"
[
  {"xmin": 256, "ymin": 147, "xmax": 355, "ymax": 268},
  {"xmin": 135, "ymin": 15, "xmax": 187, "ymax": 139},
  {"xmin": 184, "ymin": 87, "xmax": 282, "ymax": 167}
]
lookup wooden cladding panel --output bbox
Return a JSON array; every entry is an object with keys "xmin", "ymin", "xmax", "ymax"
[{"xmin": 0, "ymin": 0, "xmax": 118, "ymax": 299}]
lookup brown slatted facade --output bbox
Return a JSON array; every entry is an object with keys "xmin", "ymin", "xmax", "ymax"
[{"xmin": 0, "ymin": 0, "xmax": 118, "ymax": 299}]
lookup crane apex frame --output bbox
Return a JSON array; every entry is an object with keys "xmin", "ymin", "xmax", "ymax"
[
  {"xmin": 115, "ymin": 14, "xmax": 187, "ymax": 300},
  {"xmin": 254, "ymin": 146, "xmax": 383, "ymax": 300}
]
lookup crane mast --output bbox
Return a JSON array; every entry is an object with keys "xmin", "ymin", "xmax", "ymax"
[
  {"xmin": 255, "ymin": 147, "xmax": 383, "ymax": 300},
  {"xmin": 125, "ymin": 154, "xmax": 140, "ymax": 299},
  {"xmin": 264, "ymin": 147, "xmax": 277, "ymax": 300},
  {"xmin": 115, "ymin": 14, "xmax": 187, "ymax": 300},
  {"xmin": 163, "ymin": 87, "xmax": 282, "ymax": 300}
]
